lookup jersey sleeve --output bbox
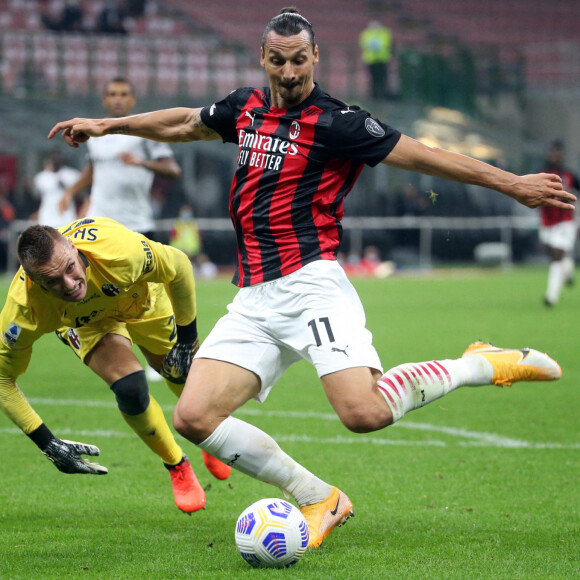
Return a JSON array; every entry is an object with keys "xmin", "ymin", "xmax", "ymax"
[
  {"xmin": 141, "ymin": 240, "xmax": 196, "ymax": 327},
  {"xmin": 60, "ymin": 167, "xmax": 81, "ymax": 188},
  {"xmin": 0, "ymin": 288, "xmax": 48, "ymax": 379},
  {"xmin": 143, "ymin": 139, "xmax": 175, "ymax": 161},
  {"xmin": 0, "ymin": 375, "xmax": 43, "ymax": 434},
  {"xmin": 320, "ymin": 109, "xmax": 401, "ymax": 167},
  {"xmin": 200, "ymin": 88, "xmax": 255, "ymax": 144}
]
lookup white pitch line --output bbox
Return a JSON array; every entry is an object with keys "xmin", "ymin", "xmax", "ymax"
[{"xmin": 2, "ymin": 396, "xmax": 576, "ymax": 450}]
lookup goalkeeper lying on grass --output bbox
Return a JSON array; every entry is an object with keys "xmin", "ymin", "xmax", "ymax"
[{"xmin": 0, "ymin": 217, "xmax": 231, "ymax": 513}]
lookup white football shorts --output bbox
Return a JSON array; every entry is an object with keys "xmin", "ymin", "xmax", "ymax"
[
  {"xmin": 539, "ymin": 221, "xmax": 577, "ymax": 252},
  {"xmin": 196, "ymin": 260, "xmax": 383, "ymax": 402}
]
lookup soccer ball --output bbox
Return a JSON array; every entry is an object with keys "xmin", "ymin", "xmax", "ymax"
[{"xmin": 234, "ymin": 498, "xmax": 309, "ymax": 568}]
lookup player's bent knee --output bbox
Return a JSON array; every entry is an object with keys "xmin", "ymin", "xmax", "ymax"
[
  {"xmin": 110, "ymin": 370, "xmax": 150, "ymax": 415},
  {"xmin": 338, "ymin": 405, "xmax": 392, "ymax": 433},
  {"xmin": 172, "ymin": 403, "xmax": 211, "ymax": 444}
]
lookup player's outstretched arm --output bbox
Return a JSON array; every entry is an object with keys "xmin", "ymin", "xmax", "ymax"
[
  {"xmin": 383, "ymin": 134, "xmax": 577, "ymax": 210},
  {"xmin": 0, "ymin": 376, "xmax": 108, "ymax": 474},
  {"xmin": 48, "ymin": 108, "xmax": 220, "ymax": 148}
]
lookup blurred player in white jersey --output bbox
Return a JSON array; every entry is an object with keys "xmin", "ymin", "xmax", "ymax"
[
  {"xmin": 59, "ymin": 77, "xmax": 181, "ymax": 239},
  {"xmin": 32, "ymin": 151, "xmax": 80, "ymax": 227}
]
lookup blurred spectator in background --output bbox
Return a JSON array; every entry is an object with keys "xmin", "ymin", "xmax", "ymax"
[
  {"xmin": 32, "ymin": 150, "xmax": 80, "ymax": 227},
  {"xmin": 359, "ymin": 245, "xmax": 382, "ymax": 275},
  {"xmin": 40, "ymin": 0, "xmax": 85, "ymax": 32},
  {"xmin": 0, "ymin": 186, "xmax": 16, "ymax": 272},
  {"xmin": 169, "ymin": 204, "xmax": 201, "ymax": 264},
  {"xmin": 539, "ymin": 140, "xmax": 580, "ymax": 306},
  {"xmin": 396, "ymin": 183, "xmax": 430, "ymax": 217},
  {"xmin": 395, "ymin": 183, "xmax": 429, "ymax": 246},
  {"xmin": 359, "ymin": 19, "xmax": 393, "ymax": 99},
  {"xmin": 341, "ymin": 246, "xmax": 391, "ymax": 278},
  {"xmin": 194, "ymin": 253, "xmax": 218, "ymax": 280},
  {"xmin": 59, "ymin": 77, "xmax": 181, "ymax": 241},
  {"xmin": 96, "ymin": 1, "xmax": 129, "ymax": 34}
]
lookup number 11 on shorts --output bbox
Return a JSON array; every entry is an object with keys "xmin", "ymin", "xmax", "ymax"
[{"xmin": 308, "ymin": 317, "xmax": 335, "ymax": 346}]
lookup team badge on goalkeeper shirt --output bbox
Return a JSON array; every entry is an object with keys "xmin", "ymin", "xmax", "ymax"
[
  {"xmin": 101, "ymin": 283, "xmax": 120, "ymax": 297},
  {"xmin": 67, "ymin": 328, "xmax": 81, "ymax": 349}
]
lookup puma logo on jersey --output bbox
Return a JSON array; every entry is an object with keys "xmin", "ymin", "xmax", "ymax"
[
  {"xmin": 340, "ymin": 108, "xmax": 355, "ymax": 114},
  {"xmin": 331, "ymin": 345, "xmax": 349, "ymax": 357},
  {"xmin": 245, "ymin": 111, "xmax": 255, "ymax": 125}
]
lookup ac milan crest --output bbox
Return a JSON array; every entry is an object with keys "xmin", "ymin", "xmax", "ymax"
[{"xmin": 289, "ymin": 120, "xmax": 301, "ymax": 140}]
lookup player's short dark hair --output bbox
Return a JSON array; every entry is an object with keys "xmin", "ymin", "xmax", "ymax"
[
  {"xmin": 104, "ymin": 76, "xmax": 135, "ymax": 95},
  {"xmin": 17, "ymin": 225, "xmax": 64, "ymax": 273},
  {"xmin": 262, "ymin": 7, "xmax": 316, "ymax": 50},
  {"xmin": 45, "ymin": 149, "xmax": 64, "ymax": 169}
]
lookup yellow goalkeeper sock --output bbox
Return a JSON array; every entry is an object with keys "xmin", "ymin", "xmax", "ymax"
[
  {"xmin": 163, "ymin": 377, "xmax": 184, "ymax": 399},
  {"xmin": 120, "ymin": 394, "xmax": 183, "ymax": 466}
]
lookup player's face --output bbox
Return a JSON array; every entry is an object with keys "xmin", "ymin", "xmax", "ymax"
[
  {"xmin": 102, "ymin": 82, "xmax": 136, "ymax": 117},
  {"xmin": 547, "ymin": 147, "xmax": 563, "ymax": 168},
  {"xmin": 28, "ymin": 239, "xmax": 87, "ymax": 302},
  {"xmin": 261, "ymin": 30, "xmax": 318, "ymax": 108}
]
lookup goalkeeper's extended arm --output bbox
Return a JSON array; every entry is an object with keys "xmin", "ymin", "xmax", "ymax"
[
  {"xmin": 0, "ymin": 375, "xmax": 107, "ymax": 475},
  {"xmin": 161, "ymin": 318, "xmax": 199, "ymax": 384}
]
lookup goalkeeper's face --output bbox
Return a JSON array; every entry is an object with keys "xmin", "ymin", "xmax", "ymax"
[{"xmin": 28, "ymin": 239, "xmax": 87, "ymax": 303}]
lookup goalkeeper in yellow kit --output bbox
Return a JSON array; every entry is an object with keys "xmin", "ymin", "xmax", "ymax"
[{"xmin": 0, "ymin": 217, "xmax": 230, "ymax": 512}]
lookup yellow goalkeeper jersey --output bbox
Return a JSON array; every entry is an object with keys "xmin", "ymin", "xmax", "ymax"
[{"xmin": 0, "ymin": 217, "xmax": 195, "ymax": 379}]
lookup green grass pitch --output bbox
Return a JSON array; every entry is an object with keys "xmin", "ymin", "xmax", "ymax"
[{"xmin": 0, "ymin": 267, "xmax": 578, "ymax": 578}]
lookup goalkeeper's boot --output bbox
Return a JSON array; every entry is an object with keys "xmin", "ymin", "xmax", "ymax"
[
  {"xmin": 202, "ymin": 449, "xmax": 232, "ymax": 480},
  {"xmin": 462, "ymin": 341, "xmax": 562, "ymax": 386},
  {"xmin": 300, "ymin": 487, "xmax": 354, "ymax": 549},
  {"xmin": 165, "ymin": 455, "xmax": 205, "ymax": 513}
]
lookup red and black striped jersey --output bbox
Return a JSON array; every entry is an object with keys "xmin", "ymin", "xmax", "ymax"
[
  {"xmin": 201, "ymin": 84, "xmax": 401, "ymax": 287},
  {"xmin": 540, "ymin": 168, "xmax": 579, "ymax": 226}
]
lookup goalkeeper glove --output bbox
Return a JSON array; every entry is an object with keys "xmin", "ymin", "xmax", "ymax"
[
  {"xmin": 28, "ymin": 423, "xmax": 108, "ymax": 475},
  {"xmin": 161, "ymin": 318, "xmax": 199, "ymax": 384},
  {"xmin": 43, "ymin": 438, "xmax": 108, "ymax": 475}
]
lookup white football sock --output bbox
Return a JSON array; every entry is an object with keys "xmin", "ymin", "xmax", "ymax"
[
  {"xmin": 377, "ymin": 357, "xmax": 493, "ymax": 422},
  {"xmin": 546, "ymin": 260, "xmax": 565, "ymax": 304},
  {"xmin": 198, "ymin": 416, "xmax": 333, "ymax": 506},
  {"xmin": 562, "ymin": 256, "xmax": 575, "ymax": 282}
]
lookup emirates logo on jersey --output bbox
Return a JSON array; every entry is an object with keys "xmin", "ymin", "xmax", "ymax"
[
  {"xmin": 67, "ymin": 328, "xmax": 81, "ymax": 350},
  {"xmin": 289, "ymin": 120, "xmax": 301, "ymax": 140}
]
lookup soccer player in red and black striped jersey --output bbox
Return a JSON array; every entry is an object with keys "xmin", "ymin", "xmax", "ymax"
[
  {"xmin": 539, "ymin": 140, "xmax": 579, "ymax": 306},
  {"xmin": 50, "ymin": 8, "xmax": 575, "ymax": 548}
]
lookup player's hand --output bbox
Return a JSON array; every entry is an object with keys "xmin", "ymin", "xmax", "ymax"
[
  {"xmin": 514, "ymin": 173, "xmax": 577, "ymax": 210},
  {"xmin": 42, "ymin": 438, "xmax": 108, "ymax": 475},
  {"xmin": 119, "ymin": 152, "xmax": 143, "ymax": 166},
  {"xmin": 161, "ymin": 337, "xmax": 199, "ymax": 384},
  {"xmin": 47, "ymin": 118, "xmax": 106, "ymax": 148},
  {"xmin": 58, "ymin": 190, "xmax": 73, "ymax": 213}
]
